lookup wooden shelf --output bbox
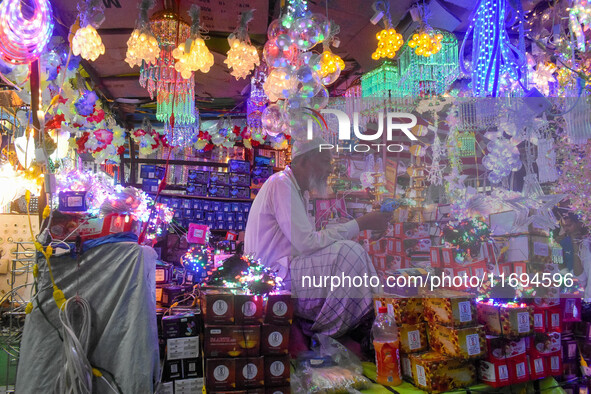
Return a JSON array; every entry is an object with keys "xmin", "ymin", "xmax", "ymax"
[{"xmin": 147, "ymin": 191, "xmax": 253, "ymax": 203}]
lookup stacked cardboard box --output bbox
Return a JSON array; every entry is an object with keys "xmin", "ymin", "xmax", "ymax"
[
  {"xmin": 201, "ymin": 290, "xmax": 292, "ymax": 394},
  {"xmin": 160, "ymin": 196, "xmax": 251, "ymax": 231}
]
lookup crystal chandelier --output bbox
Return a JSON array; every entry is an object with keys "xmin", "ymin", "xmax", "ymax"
[
  {"xmin": 139, "ymin": 5, "xmax": 196, "ymax": 132},
  {"xmin": 247, "ymin": 66, "xmax": 268, "ymax": 141}
]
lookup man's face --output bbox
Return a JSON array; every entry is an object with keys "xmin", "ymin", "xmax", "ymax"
[{"xmin": 306, "ymin": 152, "xmax": 333, "ymax": 196}]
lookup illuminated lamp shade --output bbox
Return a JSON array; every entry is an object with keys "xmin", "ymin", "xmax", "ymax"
[
  {"xmin": 0, "ymin": 0, "xmax": 54, "ymax": 64},
  {"xmin": 139, "ymin": 8, "xmax": 197, "ymax": 139},
  {"xmin": 72, "ymin": 25, "xmax": 105, "ymax": 61},
  {"xmin": 371, "ymin": 28, "xmax": 404, "ymax": 60},
  {"xmin": 407, "ymin": 29, "xmax": 443, "ymax": 58},
  {"xmin": 398, "ymin": 29, "xmax": 459, "ymax": 97}
]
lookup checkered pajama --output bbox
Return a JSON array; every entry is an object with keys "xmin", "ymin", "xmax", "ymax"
[{"xmin": 288, "ymin": 240, "xmax": 378, "ymax": 338}]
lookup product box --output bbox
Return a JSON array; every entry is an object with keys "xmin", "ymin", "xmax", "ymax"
[
  {"xmin": 265, "ymin": 387, "xmax": 289, "ymax": 394},
  {"xmin": 229, "ymin": 173, "xmax": 251, "ymax": 187},
  {"xmin": 424, "ymin": 292, "xmax": 477, "ymax": 327},
  {"xmin": 140, "ymin": 165, "xmax": 166, "ymax": 179},
  {"xmin": 403, "ymin": 238, "xmax": 432, "ymax": 255},
  {"xmin": 428, "ymin": 324, "xmax": 487, "ymax": 359},
  {"xmin": 547, "ymin": 353, "xmax": 562, "ymax": 376},
  {"xmin": 373, "ymin": 296, "xmax": 424, "ymax": 325},
  {"xmin": 400, "ymin": 323, "xmax": 428, "ymax": 353},
  {"xmin": 205, "ymin": 358, "xmax": 236, "ymax": 390},
  {"xmin": 252, "ymin": 166, "xmax": 273, "ymax": 179},
  {"xmin": 229, "ymin": 160, "xmax": 251, "ymax": 174},
  {"xmin": 188, "ymin": 169, "xmax": 210, "ymax": 184},
  {"xmin": 489, "ymin": 210, "xmax": 550, "ymax": 237},
  {"xmin": 386, "ymin": 238, "xmax": 403, "ymax": 255},
  {"xmin": 382, "ymin": 268, "xmax": 429, "ymax": 297},
  {"xmin": 486, "ymin": 336, "xmax": 527, "ymax": 361},
  {"xmin": 187, "ymin": 223, "xmax": 209, "ymax": 244},
  {"xmin": 161, "ymin": 285, "xmax": 184, "ymax": 307},
  {"xmin": 209, "ymin": 172, "xmax": 230, "ymax": 186},
  {"xmin": 175, "ymin": 378, "xmax": 204, "ymax": 394},
  {"xmin": 186, "ymin": 183, "xmax": 208, "ymax": 197},
  {"xmin": 58, "ymin": 191, "xmax": 87, "ymax": 212},
  {"xmin": 503, "ymin": 235, "xmax": 551, "ymax": 264},
  {"xmin": 162, "ymin": 313, "xmax": 200, "ymax": 339},
  {"xmin": 563, "ymin": 337, "xmax": 578, "ymax": 362},
  {"xmin": 158, "ymin": 381, "xmax": 174, "ymax": 394},
  {"xmin": 203, "ymin": 325, "xmax": 261, "ymax": 358},
  {"xmin": 201, "ymin": 291, "xmax": 235, "ymax": 325},
  {"xmin": 235, "ymin": 357, "xmax": 264, "ymax": 388},
  {"xmin": 562, "ymin": 297, "xmax": 582, "ymax": 322},
  {"xmin": 507, "ymin": 357, "xmax": 529, "ymax": 384},
  {"xmin": 208, "ymin": 390, "xmax": 264, "ymax": 394},
  {"xmin": 182, "ymin": 358, "xmax": 203, "ymax": 379},
  {"xmin": 156, "ymin": 263, "xmax": 173, "ymax": 285},
  {"xmin": 401, "ymin": 354, "xmax": 413, "ymax": 379},
  {"xmin": 264, "ymin": 292, "xmax": 293, "ymax": 325},
  {"xmin": 393, "ymin": 222, "xmax": 431, "ymax": 239},
  {"xmin": 264, "ymin": 356, "xmax": 290, "ymax": 387},
  {"xmin": 387, "ymin": 254, "xmax": 405, "ymax": 270},
  {"xmin": 479, "ymin": 360, "xmax": 510, "ymax": 388},
  {"xmin": 230, "ymin": 186, "xmax": 251, "ymax": 199},
  {"xmin": 209, "ymin": 185, "xmax": 231, "ymax": 198},
  {"xmin": 531, "ymin": 332, "xmax": 562, "ymax": 357},
  {"xmin": 234, "ymin": 294, "xmax": 264, "ymax": 325},
  {"xmin": 410, "ymin": 352, "xmax": 477, "ymax": 393},
  {"xmin": 476, "ymin": 299, "xmax": 533, "ymax": 337},
  {"xmin": 163, "ymin": 359, "xmax": 183, "ymax": 381},
  {"xmin": 261, "ymin": 324, "xmax": 290, "ymax": 355},
  {"xmin": 372, "ymin": 254, "xmax": 387, "ymax": 271},
  {"xmin": 528, "ymin": 355, "xmax": 547, "ymax": 380},
  {"xmin": 142, "ymin": 178, "xmax": 160, "ymax": 193}
]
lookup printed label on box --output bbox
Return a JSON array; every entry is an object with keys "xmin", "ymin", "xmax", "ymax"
[
  {"xmin": 499, "ymin": 365, "xmax": 509, "ymax": 380},
  {"xmin": 242, "ymin": 301, "xmax": 257, "ymax": 317},
  {"xmin": 155, "ymin": 269, "xmax": 166, "ymax": 282},
  {"xmin": 212, "ymin": 300, "xmax": 229, "ymax": 316},
  {"xmin": 242, "ymin": 363, "xmax": 258, "ymax": 379},
  {"xmin": 459, "ymin": 301, "xmax": 472, "ymax": 322},
  {"xmin": 431, "ymin": 250, "xmax": 437, "ymax": 261},
  {"xmin": 213, "ymin": 365, "xmax": 230, "ymax": 381},
  {"xmin": 268, "ymin": 331, "xmax": 284, "ymax": 347},
  {"xmin": 551, "ymin": 356, "xmax": 560, "ymax": 370},
  {"xmin": 387, "ymin": 303, "xmax": 394, "ymax": 317},
  {"xmin": 408, "ymin": 330, "xmax": 421, "ymax": 350},
  {"xmin": 273, "ymin": 301, "xmax": 287, "ymax": 316},
  {"xmin": 416, "ymin": 364, "xmax": 426, "ymax": 387},
  {"xmin": 534, "ymin": 313, "xmax": 544, "ymax": 329},
  {"xmin": 516, "ymin": 361, "xmax": 527, "ymax": 378},
  {"xmin": 402, "ymin": 357, "xmax": 412, "ymax": 377},
  {"xmin": 534, "ymin": 358, "xmax": 544, "ymax": 373},
  {"xmin": 466, "ymin": 333, "xmax": 481, "ymax": 356},
  {"xmin": 534, "ymin": 242, "xmax": 549, "ymax": 257},
  {"xmin": 67, "ymin": 196, "xmax": 83, "ymax": 206},
  {"xmin": 517, "ymin": 312, "xmax": 530, "ymax": 333},
  {"xmin": 270, "ymin": 361, "xmax": 285, "ymax": 377},
  {"xmin": 551, "ymin": 313, "xmax": 560, "ymax": 328},
  {"xmin": 156, "ymin": 287, "xmax": 162, "ymax": 302},
  {"xmin": 442, "ymin": 252, "xmax": 451, "ymax": 265},
  {"xmin": 167, "ymin": 336, "xmax": 199, "ymax": 360}
]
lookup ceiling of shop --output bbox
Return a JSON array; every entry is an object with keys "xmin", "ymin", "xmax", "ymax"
[{"xmin": 48, "ymin": 0, "xmax": 547, "ymax": 128}]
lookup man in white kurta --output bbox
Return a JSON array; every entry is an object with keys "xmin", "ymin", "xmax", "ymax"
[{"xmin": 245, "ymin": 139, "xmax": 390, "ymax": 337}]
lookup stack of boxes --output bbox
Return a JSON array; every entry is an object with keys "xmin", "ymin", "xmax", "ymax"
[
  {"xmin": 160, "ymin": 196, "xmax": 251, "ymax": 231},
  {"xmin": 185, "ymin": 160, "xmax": 251, "ymax": 200},
  {"xmin": 373, "ymin": 292, "xmax": 483, "ymax": 393},
  {"xmin": 141, "ymin": 165, "xmax": 166, "ymax": 193},
  {"xmin": 202, "ymin": 290, "xmax": 292, "ymax": 394},
  {"xmin": 251, "ymin": 165, "xmax": 274, "ymax": 198},
  {"xmin": 159, "ymin": 311, "xmax": 203, "ymax": 394}
]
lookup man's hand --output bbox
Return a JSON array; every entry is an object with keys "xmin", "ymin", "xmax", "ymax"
[{"xmin": 355, "ymin": 211, "xmax": 391, "ymax": 232}]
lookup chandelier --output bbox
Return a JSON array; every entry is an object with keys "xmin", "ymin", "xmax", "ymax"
[
  {"xmin": 246, "ymin": 66, "xmax": 268, "ymax": 141},
  {"xmin": 139, "ymin": 6, "xmax": 197, "ymax": 132}
]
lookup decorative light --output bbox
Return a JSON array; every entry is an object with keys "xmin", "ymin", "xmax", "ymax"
[
  {"xmin": 71, "ymin": 0, "xmax": 105, "ymax": 61},
  {"xmin": 172, "ymin": 5, "xmax": 214, "ymax": 79},
  {"xmin": 460, "ymin": 0, "xmax": 526, "ymax": 97},
  {"xmin": 140, "ymin": 6, "xmax": 197, "ymax": 140},
  {"xmin": 224, "ymin": 10, "xmax": 259, "ymax": 80},
  {"xmin": 126, "ymin": 0, "xmax": 159, "ymax": 68},
  {"xmin": 247, "ymin": 66, "xmax": 268, "ymax": 141},
  {"xmin": 530, "ymin": 61, "xmax": 557, "ymax": 96},
  {"xmin": 372, "ymin": 28, "xmax": 403, "ymax": 60},
  {"xmin": 0, "ymin": 163, "xmax": 41, "ymax": 207},
  {"xmin": 482, "ymin": 138, "xmax": 522, "ymax": 184},
  {"xmin": 0, "ymin": 0, "xmax": 54, "ymax": 64},
  {"xmin": 398, "ymin": 29, "xmax": 458, "ymax": 97},
  {"xmin": 408, "ymin": 30, "xmax": 443, "ymax": 57},
  {"xmin": 317, "ymin": 49, "xmax": 344, "ymax": 85},
  {"xmin": 569, "ymin": 0, "xmax": 591, "ymax": 51}
]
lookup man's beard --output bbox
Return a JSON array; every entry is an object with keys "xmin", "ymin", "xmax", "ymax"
[{"xmin": 308, "ymin": 175, "xmax": 329, "ymax": 198}]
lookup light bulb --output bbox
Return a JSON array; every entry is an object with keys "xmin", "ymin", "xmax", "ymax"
[
  {"xmin": 72, "ymin": 25, "xmax": 105, "ymax": 61},
  {"xmin": 125, "ymin": 28, "xmax": 159, "ymax": 68}
]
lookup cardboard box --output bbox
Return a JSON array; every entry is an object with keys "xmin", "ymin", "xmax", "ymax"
[
  {"xmin": 205, "ymin": 358, "xmax": 236, "ymax": 390},
  {"xmin": 142, "ymin": 178, "xmax": 160, "ymax": 193},
  {"xmin": 155, "ymin": 263, "xmax": 173, "ymax": 285},
  {"xmin": 141, "ymin": 165, "xmax": 166, "ymax": 179},
  {"xmin": 201, "ymin": 291, "xmax": 235, "ymax": 325},
  {"xmin": 430, "ymin": 247, "xmax": 442, "ymax": 268},
  {"xmin": 265, "ymin": 386, "xmax": 290, "ymax": 394},
  {"xmin": 401, "ymin": 354, "xmax": 413, "ymax": 379},
  {"xmin": 158, "ymin": 381, "xmax": 173, "ymax": 394},
  {"xmin": 507, "ymin": 357, "xmax": 529, "ymax": 384},
  {"xmin": 373, "ymin": 296, "xmax": 424, "ymax": 325},
  {"xmin": 410, "ymin": 352, "xmax": 477, "ymax": 393},
  {"xmin": 188, "ymin": 169, "xmax": 210, "ymax": 184},
  {"xmin": 162, "ymin": 313, "xmax": 200, "ymax": 339},
  {"xmin": 230, "ymin": 186, "xmax": 251, "ymax": 199},
  {"xmin": 486, "ymin": 336, "xmax": 527, "ymax": 361},
  {"xmin": 503, "ymin": 235, "xmax": 551, "ymax": 264},
  {"xmin": 528, "ymin": 355, "xmax": 547, "ymax": 380},
  {"xmin": 187, "ymin": 183, "xmax": 208, "ymax": 196},
  {"xmin": 235, "ymin": 357, "xmax": 264, "ymax": 388},
  {"xmin": 166, "ymin": 336, "xmax": 200, "ymax": 360},
  {"xmin": 175, "ymin": 378, "xmax": 204, "ymax": 394},
  {"xmin": 547, "ymin": 353, "xmax": 562, "ymax": 376},
  {"xmin": 400, "ymin": 323, "xmax": 428, "ymax": 353},
  {"xmin": 394, "ymin": 222, "xmax": 431, "ymax": 239},
  {"xmin": 424, "ymin": 293, "xmax": 477, "ymax": 327},
  {"xmin": 261, "ymin": 324, "xmax": 290, "ymax": 356},
  {"xmin": 229, "ymin": 160, "xmax": 250, "ymax": 174},
  {"xmin": 477, "ymin": 300, "xmax": 533, "ymax": 337},
  {"xmin": 182, "ymin": 358, "xmax": 203, "ymax": 379},
  {"xmin": 372, "ymin": 253, "xmax": 387, "ymax": 271},
  {"xmin": 209, "ymin": 185, "xmax": 231, "ymax": 198},
  {"xmin": 264, "ymin": 355, "xmax": 290, "ymax": 387},
  {"xmin": 203, "ymin": 325, "xmax": 261, "ymax": 358},
  {"xmin": 264, "ymin": 292, "xmax": 293, "ymax": 325},
  {"xmin": 234, "ymin": 294, "xmax": 264, "ymax": 325},
  {"xmin": 479, "ymin": 360, "xmax": 510, "ymax": 388},
  {"xmin": 428, "ymin": 324, "xmax": 487, "ymax": 359},
  {"xmin": 161, "ymin": 285, "xmax": 184, "ymax": 308},
  {"xmin": 209, "ymin": 390, "xmax": 264, "ymax": 394},
  {"xmin": 209, "ymin": 172, "xmax": 230, "ymax": 185},
  {"xmin": 386, "ymin": 238, "xmax": 403, "ymax": 255},
  {"xmin": 58, "ymin": 191, "xmax": 87, "ymax": 212},
  {"xmin": 403, "ymin": 238, "xmax": 432, "ymax": 255},
  {"xmin": 163, "ymin": 359, "xmax": 183, "ymax": 381}
]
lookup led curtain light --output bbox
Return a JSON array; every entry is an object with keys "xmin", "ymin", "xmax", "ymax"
[
  {"xmin": 460, "ymin": 0, "xmax": 526, "ymax": 97},
  {"xmin": 0, "ymin": 0, "xmax": 54, "ymax": 64}
]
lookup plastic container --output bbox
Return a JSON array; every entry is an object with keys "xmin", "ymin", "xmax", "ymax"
[{"xmin": 372, "ymin": 306, "xmax": 402, "ymax": 386}]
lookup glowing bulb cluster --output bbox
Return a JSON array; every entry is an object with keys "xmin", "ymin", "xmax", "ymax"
[
  {"xmin": 372, "ymin": 28, "xmax": 403, "ymax": 60},
  {"xmin": 532, "ymin": 62, "xmax": 557, "ymax": 95},
  {"xmin": 319, "ymin": 50, "xmax": 345, "ymax": 77},
  {"xmin": 408, "ymin": 31, "xmax": 443, "ymax": 57},
  {"xmin": 72, "ymin": 25, "xmax": 105, "ymax": 61},
  {"xmin": 224, "ymin": 36, "xmax": 259, "ymax": 80},
  {"xmin": 172, "ymin": 38, "xmax": 214, "ymax": 79},
  {"xmin": 125, "ymin": 29, "xmax": 159, "ymax": 67}
]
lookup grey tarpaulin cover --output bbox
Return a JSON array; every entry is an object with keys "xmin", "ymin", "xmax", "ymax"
[{"xmin": 16, "ymin": 241, "xmax": 160, "ymax": 393}]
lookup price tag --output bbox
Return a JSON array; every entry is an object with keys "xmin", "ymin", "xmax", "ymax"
[{"xmin": 458, "ymin": 301, "xmax": 472, "ymax": 322}]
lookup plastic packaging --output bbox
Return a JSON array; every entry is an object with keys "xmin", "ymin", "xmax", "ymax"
[{"xmin": 372, "ymin": 306, "xmax": 402, "ymax": 386}]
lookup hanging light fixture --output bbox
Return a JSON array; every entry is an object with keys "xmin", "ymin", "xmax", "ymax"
[
  {"xmin": 247, "ymin": 65, "xmax": 268, "ymax": 141},
  {"xmin": 139, "ymin": 0, "xmax": 196, "ymax": 144}
]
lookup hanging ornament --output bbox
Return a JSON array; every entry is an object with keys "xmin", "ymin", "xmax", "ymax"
[
  {"xmin": 482, "ymin": 138, "xmax": 522, "ymax": 184},
  {"xmin": 370, "ymin": 0, "xmax": 403, "ymax": 60},
  {"xmin": 247, "ymin": 65, "xmax": 268, "ymax": 141},
  {"xmin": 225, "ymin": 10, "xmax": 259, "ymax": 80},
  {"xmin": 427, "ymin": 133, "xmax": 445, "ymax": 186},
  {"xmin": 536, "ymin": 137, "xmax": 558, "ymax": 183},
  {"xmin": 569, "ymin": 0, "xmax": 591, "ymax": 51},
  {"xmin": 125, "ymin": 0, "xmax": 159, "ymax": 68},
  {"xmin": 172, "ymin": 5, "xmax": 214, "ymax": 79},
  {"xmin": 408, "ymin": 30, "xmax": 443, "ymax": 57},
  {"xmin": 263, "ymin": 67, "xmax": 297, "ymax": 102},
  {"xmin": 71, "ymin": 0, "xmax": 105, "ymax": 61},
  {"xmin": 0, "ymin": 0, "xmax": 53, "ymax": 64},
  {"xmin": 529, "ymin": 58, "xmax": 557, "ymax": 96},
  {"xmin": 460, "ymin": 0, "xmax": 526, "ymax": 97}
]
